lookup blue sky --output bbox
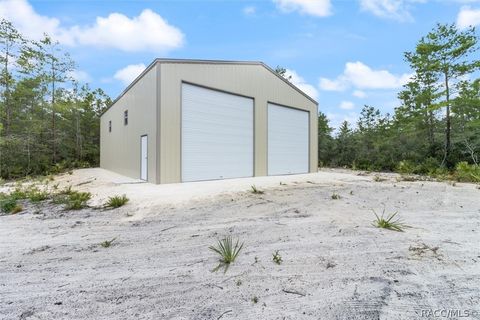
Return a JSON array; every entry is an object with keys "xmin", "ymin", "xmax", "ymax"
[{"xmin": 1, "ymin": 0, "xmax": 480, "ymax": 130}]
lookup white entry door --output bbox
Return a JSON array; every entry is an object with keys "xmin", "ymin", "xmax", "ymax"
[
  {"xmin": 140, "ymin": 135, "xmax": 148, "ymax": 181},
  {"xmin": 182, "ymin": 83, "xmax": 254, "ymax": 182},
  {"xmin": 268, "ymin": 103, "xmax": 309, "ymax": 175}
]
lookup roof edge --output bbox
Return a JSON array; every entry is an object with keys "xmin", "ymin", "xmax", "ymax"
[{"xmin": 101, "ymin": 58, "xmax": 318, "ymax": 116}]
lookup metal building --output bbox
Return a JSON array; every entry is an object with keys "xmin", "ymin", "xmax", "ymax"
[{"xmin": 100, "ymin": 59, "xmax": 318, "ymax": 184}]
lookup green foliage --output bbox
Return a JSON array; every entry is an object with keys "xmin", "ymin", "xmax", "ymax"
[
  {"xmin": 0, "ymin": 196, "xmax": 17, "ymax": 213},
  {"xmin": 100, "ymin": 237, "xmax": 116, "ymax": 248},
  {"xmin": 53, "ymin": 188, "xmax": 90, "ymax": 210},
  {"xmin": 331, "ymin": 192, "xmax": 341, "ymax": 200},
  {"xmin": 27, "ymin": 188, "xmax": 49, "ymax": 202},
  {"xmin": 455, "ymin": 162, "xmax": 480, "ymax": 182},
  {"xmin": 252, "ymin": 296, "xmax": 259, "ymax": 304},
  {"xmin": 65, "ymin": 191, "xmax": 91, "ymax": 210},
  {"xmin": 105, "ymin": 195, "xmax": 129, "ymax": 208},
  {"xmin": 272, "ymin": 250, "xmax": 283, "ymax": 265},
  {"xmin": 372, "ymin": 209, "xmax": 408, "ymax": 232},
  {"xmin": 315, "ymin": 24, "xmax": 480, "ymax": 176},
  {"xmin": 250, "ymin": 185, "xmax": 264, "ymax": 194},
  {"xmin": 0, "ymin": 19, "xmax": 111, "ymax": 180},
  {"xmin": 209, "ymin": 236, "xmax": 244, "ymax": 273}
]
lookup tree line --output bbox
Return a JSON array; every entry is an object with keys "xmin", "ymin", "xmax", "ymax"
[
  {"xmin": 1, "ymin": 19, "xmax": 479, "ymax": 181},
  {"xmin": 0, "ymin": 19, "xmax": 111, "ymax": 179},
  {"xmin": 317, "ymin": 23, "xmax": 480, "ymax": 180}
]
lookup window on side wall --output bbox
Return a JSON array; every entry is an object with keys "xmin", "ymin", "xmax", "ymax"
[{"xmin": 124, "ymin": 110, "xmax": 128, "ymax": 126}]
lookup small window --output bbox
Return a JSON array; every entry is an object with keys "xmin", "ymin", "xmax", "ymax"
[
  {"xmin": 124, "ymin": 110, "xmax": 128, "ymax": 126},
  {"xmin": 109, "ymin": 120, "xmax": 112, "ymax": 132}
]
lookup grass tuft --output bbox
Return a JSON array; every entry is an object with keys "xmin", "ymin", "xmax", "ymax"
[
  {"xmin": 250, "ymin": 185, "xmax": 264, "ymax": 194},
  {"xmin": 272, "ymin": 250, "xmax": 283, "ymax": 265},
  {"xmin": 209, "ymin": 236, "xmax": 244, "ymax": 273},
  {"xmin": 0, "ymin": 197, "xmax": 17, "ymax": 213},
  {"xmin": 11, "ymin": 205, "xmax": 23, "ymax": 214},
  {"xmin": 105, "ymin": 195, "xmax": 129, "ymax": 208},
  {"xmin": 372, "ymin": 208, "xmax": 408, "ymax": 232},
  {"xmin": 331, "ymin": 192, "xmax": 341, "ymax": 200},
  {"xmin": 100, "ymin": 237, "xmax": 117, "ymax": 248}
]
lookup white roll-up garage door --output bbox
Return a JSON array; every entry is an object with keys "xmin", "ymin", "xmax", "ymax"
[
  {"xmin": 268, "ymin": 103, "xmax": 309, "ymax": 175},
  {"xmin": 182, "ymin": 83, "xmax": 254, "ymax": 182}
]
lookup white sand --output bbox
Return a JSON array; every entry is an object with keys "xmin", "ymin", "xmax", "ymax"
[{"xmin": 1, "ymin": 168, "xmax": 479, "ymax": 319}]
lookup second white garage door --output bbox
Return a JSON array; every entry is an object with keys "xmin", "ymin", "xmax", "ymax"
[
  {"xmin": 182, "ymin": 83, "xmax": 254, "ymax": 182},
  {"xmin": 268, "ymin": 103, "xmax": 309, "ymax": 175}
]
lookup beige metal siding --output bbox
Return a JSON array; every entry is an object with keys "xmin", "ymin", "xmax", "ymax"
[
  {"xmin": 100, "ymin": 64, "xmax": 158, "ymax": 183},
  {"xmin": 159, "ymin": 62, "xmax": 318, "ymax": 184}
]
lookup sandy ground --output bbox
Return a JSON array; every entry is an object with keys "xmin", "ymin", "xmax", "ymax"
[{"xmin": 1, "ymin": 168, "xmax": 479, "ymax": 320}]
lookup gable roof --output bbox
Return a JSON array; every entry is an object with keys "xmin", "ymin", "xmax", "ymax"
[{"xmin": 102, "ymin": 58, "xmax": 318, "ymax": 116}]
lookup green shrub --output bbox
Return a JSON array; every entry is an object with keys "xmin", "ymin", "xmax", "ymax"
[
  {"xmin": 418, "ymin": 157, "xmax": 441, "ymax": 175},
  {"xmin": 10, "ymin": 187, "xmax": 28, "ymax": 200},
  {"xmin": 455, "ymin": 162, "xmax": 480, "ymax": 182},
  {"xmin": 65, "ymin": 191, "xmax": 91, "ymax": 210},
  {"xmin": 28, "ymin": 188, "xmax": 49, "ymax": 202},
  {"xmin": 105, "ymin": 195, "xmax": 129, "ymax": 208},
  {"xmin": 1, "ymin": 197, "xmax": 17, "ymax": 213},
  {"xmin": 396, "ymin": 160, "xmax": 416, "ymax": 174}
]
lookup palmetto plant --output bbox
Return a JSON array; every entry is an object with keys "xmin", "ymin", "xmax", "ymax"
[
  {"xmin": 372, "ymin": 208, "xmax": 408, "ymax": 232},
  {"xmin": 105, "ymin": 195, "xmax": 129, "ymax": 208},
  {"xmin": 250, "ymin": 185, "xmax": 264, "ymax": 194},
  {"xmin": 209, "ymin": 236, "xmax": 244, "ymax": 273}
]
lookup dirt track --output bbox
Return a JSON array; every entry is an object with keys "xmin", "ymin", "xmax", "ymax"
[{"xmin": 1, "ymin": 169, "xmax": 479, "ymax": 319}]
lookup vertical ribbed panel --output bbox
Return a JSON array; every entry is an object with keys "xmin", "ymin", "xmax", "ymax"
[
  {"xmin": 268, "ymin": 103, "xmax": 309, "ymax": 175},
  {"xmin": 181, "ymin": 83, "xmax": 254, "ymax": 182}
]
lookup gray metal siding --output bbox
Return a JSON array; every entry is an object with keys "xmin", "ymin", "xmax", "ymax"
[
  {"xmin": 159, "ymin": 62, "xmax": 318, "ymax": 184},
  {"xmin": 100, "ymin": 64, "xmax": 158, "ymax": 183}
]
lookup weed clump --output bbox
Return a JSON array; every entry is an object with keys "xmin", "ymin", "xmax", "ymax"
[
  {"xmin": 209, "ymin": 236, "xmax": 244, "ymax": 273},
  {"xmin": 272, "ymin": 250, "xmax": 283, "ymax": 265},
  {"xmin": 100, "ymin": 237, "xmax": 117, "ymax": 248},
  {"xmin": 250, "ymin": 185, "xmax": 264, "ymax": 194},
  {"xmin": 105, "ymin": 195, "xmax": 129, "ymax": 208},
  {"xmin": 372, "ymin": 208, "xmax": 408, "ymax": 232}
]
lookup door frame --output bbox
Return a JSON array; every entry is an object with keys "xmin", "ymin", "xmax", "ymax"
[
  {"xmin": 180, "ymin": 81, "xmax": 255, "ymax": 182},
  {"xmin": 266, "ymin": 101, "xmax": 311, "ymax": 175},
  {"xmin": 140, "ymin": 134, "xmax": 148, "ymax": 181}
]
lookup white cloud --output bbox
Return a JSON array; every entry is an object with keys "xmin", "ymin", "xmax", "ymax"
[
  {"xmin": 114, "ymin": 63, "xmax": 146, "ymax": 86},
  {"xmin": 359, "ymin": 0, "xmax": 423, "ymax": 21},
  {"xmin": 71, "ymin": 9, "xmax": 184, "ymax": 52},
  {"xmin": 0, "ymin": 0, "xmax": 184, "ymax": 52},
  {"xmin": 0, "ymin": 0, "xmax": 70, "ymax": 43},
  {"xmin": 319, "ymin": 78, "xmax": 347, "ymax": 92},
  {"xmin": 273, "ymin": 0, "xmax": 332, "ymax": 17},
  {"xmin": 284, "ymin": 69, "xmax": 319, "ymax": 100},
  {"xmin": 319, "ymin": 61, "xmax": 412, "ymax": 91},
  {"xmin": 339, "ymin": 101, "xmax": 355, "ymax": 110},
  {"xmin": 353, "ymin": 90, "xmax": 367, "ymax": 98},
  {"xmin": 67, "ymin": 70, "xmax": 91, "ymax": 83},
  {"xmin": 457, "ymin": 6, "xmax": 480, "ymax": 29},
  {"xmin": 243, "ymin": 6, "xmax": 256, "ymax": 15}
]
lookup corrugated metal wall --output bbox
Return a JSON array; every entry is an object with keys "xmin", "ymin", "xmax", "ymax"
[
  {"xmin": 100, "ymin": 61, "xmax": 318, "ymax": 184},
  {"xmin": 159, "ymin": 62, "xmax": 318, "ymax": 184},
  {"xmin": 100, "ymin": 64, "xmax": 158, "ymax": 183}
]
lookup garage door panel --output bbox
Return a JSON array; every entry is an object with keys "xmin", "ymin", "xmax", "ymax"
[
  {"xmin": 268, "ymin": 103, "xmax": 309, "ymax": 175},
  {"xmin": 182, "ymin": 83, "xmax": 254, "ymax": 182}
]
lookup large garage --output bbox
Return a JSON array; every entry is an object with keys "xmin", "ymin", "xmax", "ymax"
[{"xmin": 100, "ymin": 58, "xmax": 318, "ymax": 184}]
